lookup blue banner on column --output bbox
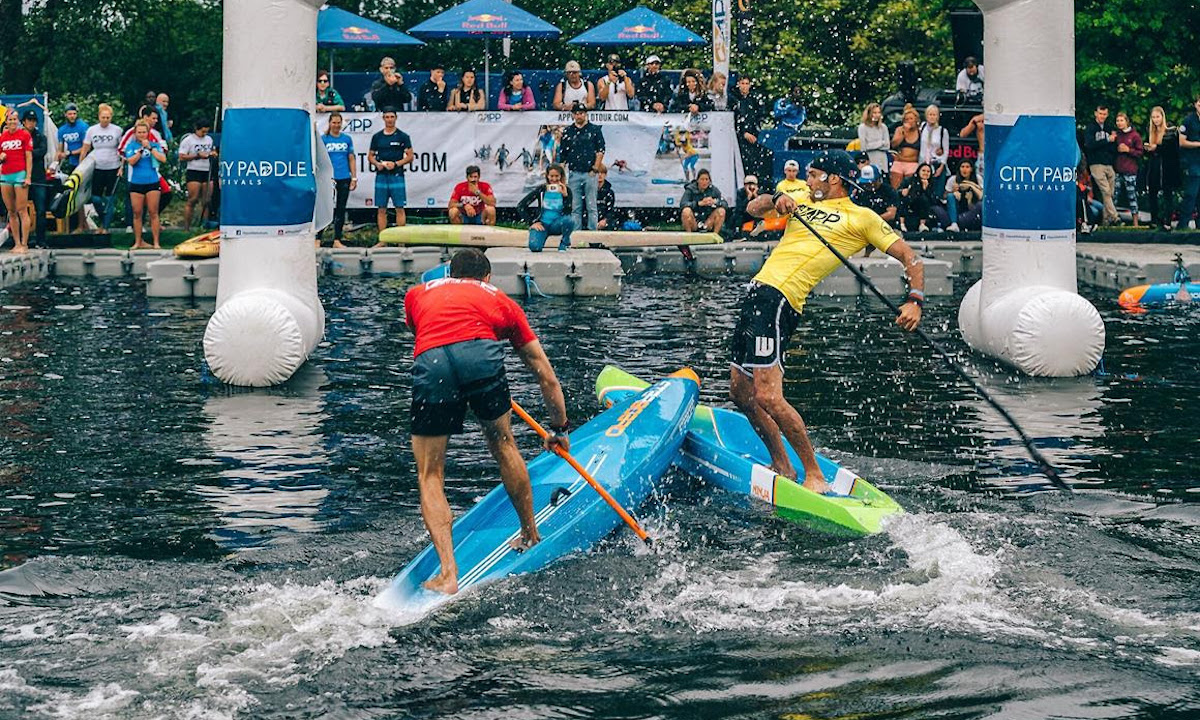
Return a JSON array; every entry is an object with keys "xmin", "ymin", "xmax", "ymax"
[
  {"xmin": 220, "ymin": 108, "xmax": 316, "ymax": 236},
  {"xmin": 983, "ymin": 115, "xmax": 1077, "ymax": 232}
]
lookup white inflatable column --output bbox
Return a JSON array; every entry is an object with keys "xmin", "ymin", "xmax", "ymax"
[
  {"xmin": 959, "ymin": 0, "xmax": 1104, "ymax": 376},
  {"xmin": 204, "ymin": 0, "xmax": 326, "ymax": 387}
]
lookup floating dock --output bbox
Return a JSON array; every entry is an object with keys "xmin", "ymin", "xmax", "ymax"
[{"xmin": 0, "ymin": 242, "xmax": 1194, "ymax": 302}]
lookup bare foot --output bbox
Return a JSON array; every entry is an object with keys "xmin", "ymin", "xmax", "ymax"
[
  {"xmin": 422, "ymin": 571, "xmax": 459, "ymax": 595},
  {"xmin": 11, "ymin": 246, "xmax": 28, "ymax": 254},
  {"xmin": 371, "ymin": 242, "xmax": 386, "ymax": 249},
  {"xmin": 508, "ymin": 527, "xmax": 541, "ymax": 553},
  {"xmin": 770, "ymin": 460, "xmax": 797, "ymax": 481},
  {"xmin": 332, "ymin": 240, "xmax": 346, "ymax": 249},
  {"xmin": 802, "ymin": 474, "xmax": 831, "ymax": 494}
]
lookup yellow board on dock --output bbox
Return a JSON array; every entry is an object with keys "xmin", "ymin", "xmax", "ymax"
[
  {"xmin": 378, "ymin": 224, "xmax": 722, "ymax": 248},
  {"xmin": 174, "ymin": 230, "xmax": 221, "ymax": 259}
]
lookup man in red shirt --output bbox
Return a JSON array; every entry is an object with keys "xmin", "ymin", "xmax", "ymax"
[
  {"xmin": 448, "ymin": 165, "xmax": 497, "ymax": 225},
  {"xmin": 404, "ymin": 248, "xmax": 569, "ymax": 595}
]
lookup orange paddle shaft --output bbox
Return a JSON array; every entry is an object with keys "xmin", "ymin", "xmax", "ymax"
[{"xmin": 510, "ymin": 400, "xmax": 652, "ymax": 544}]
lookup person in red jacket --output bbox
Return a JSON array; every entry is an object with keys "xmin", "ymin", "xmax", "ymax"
[
  {"xmin": 403, "ymin": 248, "xmax": 570, "ymax": 595},
  {"xmin": 0, "ymin": 108, "xmax": 34, "ymax": 253},
  {"xmin": 1113, "ymin": 112, "xmax": 1145, "ymax": 226}
]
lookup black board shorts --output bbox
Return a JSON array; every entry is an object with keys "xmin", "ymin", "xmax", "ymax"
[
  {"xmin": 411, "ymin": 339, "xmax": 510, "ymax": 437},
  {"xmin": 186, "ymin": 169, "xmax": 210, "ymax": 184},
  {"xmin": 730, "ymin": 282, "xmax": 801, "ymax": 375}
]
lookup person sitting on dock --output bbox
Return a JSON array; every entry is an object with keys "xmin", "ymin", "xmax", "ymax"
[
  {"xmin": 596, "ymin": 164, "xmax": 621, "ymax": 230},
  {"xmin": 680, "ymin": 168, "xmax": 727, "ymax": 233},
  {"xmin": 448, "ymin": 165, "xmax": 496, "ymax": 226},
  {"xmin": 405, "ymin": 248, "xmax": 571, "ymax": 595},
  {"xmin": 518, "ymin": 163, "xmax": 576, "ymax": 252},
  {"xmin": 738, "ymin": 150, "xmax": 925, "ymax": 493}
]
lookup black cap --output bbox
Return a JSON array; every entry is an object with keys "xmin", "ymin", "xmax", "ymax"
[
  {"xmin": 20, "ymin": 109, "xmax": 37, "ymax": 122},
  {"xmin": 808, "ymin": 150, "xmax": 859, "ymax": 185},
  {"xmin": 571, "ymin": 101, "xmax": 588, "ymax": 113}
]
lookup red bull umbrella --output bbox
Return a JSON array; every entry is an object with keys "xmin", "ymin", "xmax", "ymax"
[
  {"xmin": 409, "ymin": 0, "xmax": 560, "ymax": 104},
  {"xmin": 567, "ymin": 6, "xmax": 705, "ymax": 46}
]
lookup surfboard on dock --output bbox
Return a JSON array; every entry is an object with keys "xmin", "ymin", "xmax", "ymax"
[{"xmin": 378, "ymin": 224, "xmax": 722, "ymax": 249}]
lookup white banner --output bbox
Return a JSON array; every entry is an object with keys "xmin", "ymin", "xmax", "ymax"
[
  {"xmin": 712, "ymin": 0, "xmax": 731, "ymax": 82},
  {"xmin": 320, "ymin": 111, "xmax": 736, "ymax": 210}
]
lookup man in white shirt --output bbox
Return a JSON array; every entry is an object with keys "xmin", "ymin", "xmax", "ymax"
[{"xmin": 597, "ymin": 54, "xmax": 634, "ymax": 110}]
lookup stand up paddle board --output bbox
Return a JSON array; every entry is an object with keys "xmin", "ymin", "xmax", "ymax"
[
  {"xmin": 375, "ymin": 372, "xmax": 699, "ymax": 615},
  {"xmin": 596, "ymin": 366, "xmax": 903, "ymax": 535}
]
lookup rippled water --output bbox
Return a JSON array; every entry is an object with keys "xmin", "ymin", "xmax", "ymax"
[{"xmin": 0, "ymin": 274, "xmax": 1197, "ymax": 719}]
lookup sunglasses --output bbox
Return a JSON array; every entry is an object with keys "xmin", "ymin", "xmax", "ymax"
[{"xmin": 317, "ymin": 78, "xmax": 329, "ymax": 84}]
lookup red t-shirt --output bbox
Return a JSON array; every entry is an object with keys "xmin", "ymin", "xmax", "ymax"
[
  {"xmin": 450, "ymin": 180, "xmax": 494, "ymax": 209},
  {"xmin": 0, "ymin": 129, "xmax": 33, "ymax": 174},
  {"xmin": 405, "ymin": 278, "xmax": 537, "ymax": 357}
]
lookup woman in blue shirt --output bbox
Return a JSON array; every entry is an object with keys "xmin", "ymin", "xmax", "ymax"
[
  {"xmin": 321, "ymin": 112, "xmax": 357, "ymax": 247},
  {"xmin": 124, "ymin": 121, "xmax": 167, "ymax": 249}
]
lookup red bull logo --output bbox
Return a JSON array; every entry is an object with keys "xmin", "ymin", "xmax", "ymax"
[
  {"xmin": 341, "ymin": 25, "xmax": 381, "ymax": 41},
  {"xmin": 462, "ymin": 13, "xmax": 508, "ymax": 30},
  {"xmin": 617, "ymin": 23, "xmax": 660, "ymax": 40}
]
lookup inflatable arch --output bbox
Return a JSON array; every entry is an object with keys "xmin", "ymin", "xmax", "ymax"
[
  {"xmin": 207, "ymin": 0, "xmax": 1103, "ymax": 385},
  {"xmin": 960, "ymin": 0, "xmax": 1105, "ymax": 376}
]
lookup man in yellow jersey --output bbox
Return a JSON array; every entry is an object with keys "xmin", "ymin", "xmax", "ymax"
[
  {"xmin": 733, "ymin": 150, "xmax": 925, "ymax": 493},
  {"xmin": 775, "ymin": 158, "xmax": 808, "ymax": 196}
]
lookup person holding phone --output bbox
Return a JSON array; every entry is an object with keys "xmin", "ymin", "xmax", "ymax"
[{"xmin": 518, "ymin": 164, "xmax": 575, "ymax": 252}]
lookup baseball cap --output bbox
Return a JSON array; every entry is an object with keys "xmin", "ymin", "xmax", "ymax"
[
  {"xmin": 571, "ymin": 101, "xmax": 588, "ymax": 113},
  {"xmin": 64, "ymin": 103, "xmax": 78, "ymax": 112},
  {"xmin": 644, "ymin": 54, "xmax": 662, "ymax": 66},
  {"xmin": 783, "ymin": 159, "xmax": 800, "ymax": 171},
  {"xmin": 20, "ymin": 109, "xmax": 37, "ymax": 122},
  {"xmin": 565, "ymin": 60, "xmax": 581, "ymax": 72},
  {"xmin": 744, "ymin": 175, "xmax": 758, "ymax": 185},
  {"xmin": 858, "ymin": 164, "xmax": 880, "ymax": 183},
  {"xmin": 808, "ymin": 150, "xmax": 859, "ymax": 184}
]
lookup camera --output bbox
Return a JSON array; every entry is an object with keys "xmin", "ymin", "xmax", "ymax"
[{"xmin": 547, "ymin": 183, "xmax": 563, "ymax": 193}]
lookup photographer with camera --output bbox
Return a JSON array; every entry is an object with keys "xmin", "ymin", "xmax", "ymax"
[
  {"xmin": 597, "ymin": 54, "xmax": 635, "ymax": 111},
  {"xmin": 371, "ymin": 57, "xmax": 412, "ymax": 112}
]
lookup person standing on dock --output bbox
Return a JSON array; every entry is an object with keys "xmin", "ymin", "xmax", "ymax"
[
  {"xmin": 736, "ymin": 150, "xmax": 925, "ymax": 493},
  {"xmin": 1178, "ymin": 94, "xmax": 1200, "ymax": 231},
  {"xmin": 405, "ymin": 248, "xmax": 570, "ymax": 595},
  {"xmin": 368, "ymin": 108, "xmax": 413, "ymax": 238}
]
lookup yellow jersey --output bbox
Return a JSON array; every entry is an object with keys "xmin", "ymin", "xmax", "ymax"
[
  {"xmin": 773, "ymin": 178, "xmax": 809, "ymax": 199},
  {"xmin": 754, "ymin": 193, "xmax": 900, "ymax": 313}
]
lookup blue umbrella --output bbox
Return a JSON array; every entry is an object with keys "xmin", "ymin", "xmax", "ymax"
[
  {"xmin": 568, "ymin": 6, "xmax": 705, "ymax": 46},
  {"xmin": 318, "ymin": 6, "xmax": 423, "ymax": 83},
  {"xmin": 409, "ymin": 0, "xmax": 560, "ymax": 101},
  {"xmin": 318, "ymin": 6, "xmax": 423, "ymax": 48}
]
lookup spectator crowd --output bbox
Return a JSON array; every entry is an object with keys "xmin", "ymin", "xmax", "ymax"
[{"xmin": 4, "ymin": 52, "xmax": 1199, "ymax": 253}]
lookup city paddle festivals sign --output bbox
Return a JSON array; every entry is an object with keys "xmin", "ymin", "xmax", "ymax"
[
  {"xmin": 220, "ymin": 108, "xmax": 318, "ymax": 237},
  {"xmin": 323, "ymin": 111, "xmax": 737, "ymax": 210}
]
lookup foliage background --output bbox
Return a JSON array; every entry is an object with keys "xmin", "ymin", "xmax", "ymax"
[{"xmin": 1, "ymin": 0, "xmax": 1197, "ymax": 128}]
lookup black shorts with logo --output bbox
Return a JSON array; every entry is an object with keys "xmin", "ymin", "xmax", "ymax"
[
  {"xmin": 411, "ymin": 339, "xmax": 511, "ymax": 436},
  {"xmin": 730, "ymin": 282, "xmax": 801, "ymax": 375}
]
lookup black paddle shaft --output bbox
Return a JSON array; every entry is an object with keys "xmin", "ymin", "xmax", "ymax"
[{"xmin": 788, "ymin": 210, "xmax": 1073, "ymax": 495}]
